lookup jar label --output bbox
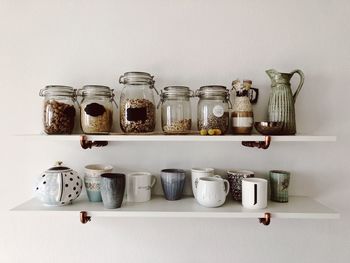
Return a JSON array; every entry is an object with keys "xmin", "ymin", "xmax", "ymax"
[
  {"xmin": 232, "ymin": 117, "xmax": 253, "ymax": 127},
  {"xmin": 213, "ymin": 105, "xmax": 224, "ymax": 117},
  {"xmin": 127, "ymin": 107, "xmax": 147, "ymax": 122}
]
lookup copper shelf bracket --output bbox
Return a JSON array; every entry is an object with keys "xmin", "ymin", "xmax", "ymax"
[
  {"xmin": 259, "ymin": 212, "xmax": 271, "ymax": 226},
  {"xmin": 80, "ymin": 211, "xmax": 91, "ymax": 224},
  {"xmin": 80, "ymin": 135, "xmax": 108, "ymax": 149},
  {"xmin": 242, "ymin": 136, "xmax": 271, "ymax": 149}
]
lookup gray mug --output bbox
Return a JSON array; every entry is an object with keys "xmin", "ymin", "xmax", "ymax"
[
  {"xmin": 160, "ymin": 169, "xmax": 185, "ymax": 201},
  {"xmin": 100, "ymin": 173, "xmax": 126, "ymax": 209}
]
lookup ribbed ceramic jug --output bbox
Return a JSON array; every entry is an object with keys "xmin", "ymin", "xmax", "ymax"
[{"xmin": 266, "ymin": 69, "xmax": 304, "ymax": 135}]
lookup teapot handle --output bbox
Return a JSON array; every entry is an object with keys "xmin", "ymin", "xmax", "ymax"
[{"xmin": 290, "ymin": 69, "xmax": 305, "ymax": 103}]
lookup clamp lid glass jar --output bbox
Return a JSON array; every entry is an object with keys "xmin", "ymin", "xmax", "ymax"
[
  {"xmin": 119, "ymin": 72, "xmax": 158, "ymax": 133},
  {"xmin": 39, "ymin": 85, "xmax": 77, "ymax": 134},
  {"xmin": 78, "ymin": 85, "xmax": 115, "ymax": 134},
  {"xmin": 196, "ymin": 85, "xmax": 231, "ymax": 135},
  {"xmin": 159, "ymin": 86, "xmax": 193, "ymax": 134}
]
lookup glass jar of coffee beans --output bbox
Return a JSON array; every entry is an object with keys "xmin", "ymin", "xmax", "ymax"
[
  {"xmin": 78, "ymin": 85, "xmax": 116, "ymax": 134},
  {"xmin": 119, "ymin": 72, "xmax": 158, "ymax": 133},
  {"xmin": 40, "ymin": 85, "xmax": 77, "ymax": 134},
  {"xmin": 159, "ymin": 86, "xmax": 193, "ymax": 134},
  {"xmin": 196, "ymin": 85, "xmax": 231, "ymax": 135}
]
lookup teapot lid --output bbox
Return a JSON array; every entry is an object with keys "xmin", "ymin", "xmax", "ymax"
[{"xmin": 46, "ymin": 161, "xmax": 72, "ymax": 172}]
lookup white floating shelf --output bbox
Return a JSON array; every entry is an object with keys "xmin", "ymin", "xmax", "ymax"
[
  {"xmin": 20, "ymin": 134, "xmax": 337, "ymax": 142},
  {"xmin": 12, "ymin": 196, "xmax": 339, "ymax": 224}
]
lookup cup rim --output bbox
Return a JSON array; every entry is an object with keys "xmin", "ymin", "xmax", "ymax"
[
  {"xmin": 198, "ymin": 176, "xmax": 222, "ymax": 182},
  {"xmin": 85, "ymin": 164, "xmax": 113, "ymax": 171},
  {"xmin": 242, "ymin": 178, "xmax": 267, "ymax": 183},
  {"xmin": 270, "ymin": 170, "xmax": 290, "ymax": 175},
  {"xmin": 101, "ymin": 173, "xmax": 125, "ymax": 179},
  {"xmin": 161, "ymin": 169, "xmax": 185, "ymax": 174},
  {"xmin": 227, "ymin": 170, "xmax": 254, "ymax": 175},
  {"xmin": 191, "ymin": 168, "xmax": 215, "ymax": 173},
  {"xmin": 128, "ymin": 172, "xmax": 152, "ymax": 177}
]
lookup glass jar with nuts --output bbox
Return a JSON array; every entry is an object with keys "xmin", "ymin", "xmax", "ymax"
[
  {"xmin": 78, "ymin": 85, "xmax": 116, "ymax": 134},
  {"xmin": 40, "ymin": 85, "xmax": 77, "ymax": 134},
  {"xmin": 159, "ymin": 86, "xmax": 193, "ymax": 134},
  {"xmin": 119, "ymin": 72, "xmax": 158, "ymax": 133},
  {"xmin": 196, "ymin": 85, "xmax": 231, "ymax": 135}
]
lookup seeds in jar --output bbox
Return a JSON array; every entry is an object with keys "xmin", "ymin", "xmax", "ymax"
[
  {"xmin": 81, "ymin": 103, "xmax": 113, "ymax": 134},
  {"xmin": 198, "ymin": 112, "xmax": 229, "ymax": 135},
  {"xmin": 43, "ymin": 100, "xmax": 76, "ymax": 134},
  {"xmin": 120, "ymin": 99, "xmax": 155, "ymax": 133},
  {"xmin": 163, "ymin": 119, "xmax": 191, "ymax": 133}
]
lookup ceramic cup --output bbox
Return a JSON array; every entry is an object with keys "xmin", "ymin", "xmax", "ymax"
[
  {"xmin": 195, "ymin": 176, "xmax": 230, "ymax": 208},
  {"xmin": 100, "ymin": 173, "xmax": 126, "ymax": 209},
  {"xmin": 269, "ymin": 170, "xmax": 290, "ymax": 202},
  {"xmin": 191, "ymin": 168, "xmax": 215, "ymax": 198},
  {"xmin": 227, "ymin": 170, "xmax": 254, "ymax": 201},
  {"xmin": 127, "ymin": 172, "xmax": 157, "ymax": 202},
  {"xmin": 160, "ymin": 169, "xmax": 186, "ymax": 201},
  {"xmin": 242, "ymin": 178, "xmax": 268, "ymax": 209},
  {"xmin": 84, "ymin": 164, "xmax": 113, "ymax": 202}
]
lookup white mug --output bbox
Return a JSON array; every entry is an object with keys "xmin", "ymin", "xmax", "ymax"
[
  {"xmin": 127, "ymin": 172, "xmax": 157, "ymax": 202},
  {"xmin": 242, "ymin": 178, "xmax": 268, "ymax": 209},
  {"xmin": 195, "ymin": 176, "xmax": 230, "ymax": 208},
  {"xmin": 191, "ymin": 168, "xmax": 215, "ymax": 198}
]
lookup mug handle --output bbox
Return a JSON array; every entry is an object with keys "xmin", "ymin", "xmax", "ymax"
[
  {"xmin": 223, "ymin": 179, "xmax": 230, "ymax": 196},
  {"xmin": 150, "ymin": 175, "xmax": 157, "ymax": 188}
]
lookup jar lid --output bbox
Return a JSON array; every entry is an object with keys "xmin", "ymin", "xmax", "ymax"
[
  {"xmin": 78, "ymin": 85, "xmax": 114, "ymax": 97},
  {"xmin": 161, "ymin": 86, "xmax": 193, "ymax": 98},
  {"xmin": 196, "ymin": 85, "xmax": 229, "ymax": 97},
  {"xmin": 39, "ymin": 85, "xmax": 75, "ymax": 97},
  {"xmin": 45, "ymin": 162, "xmax": 72, "ymax": 173},
  {"xmin": 119, "ymin": 71, "xmax": 154, "ymax": 85}
]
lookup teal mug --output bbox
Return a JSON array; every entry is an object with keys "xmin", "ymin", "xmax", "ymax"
[{"xmin": 269, "ymin": 170, "xmax": 290, "ymax": 202}]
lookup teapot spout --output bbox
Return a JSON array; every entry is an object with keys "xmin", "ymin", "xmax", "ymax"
[{"xmin": 266, "ymin": 69, "xmax": 278, "ymax": 80}]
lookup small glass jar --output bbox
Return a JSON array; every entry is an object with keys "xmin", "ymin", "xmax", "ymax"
[
  {"xmin": 119, "ymin": 72, "xmax": 158, "ymax": 133},
  {"xmin": 78, "ymin": 85, "xmax": 115, "ymax": 134},
  {"xmin": 196, "ymin": 85, "xmax": 231, "ymax": 135},
  {"xmin": 39, "ymin": 85, "xmax": 77, "ymax": 134},
  {"xmin": 159, "ymin": 86, "xmax": 193, "ymax": 134}
]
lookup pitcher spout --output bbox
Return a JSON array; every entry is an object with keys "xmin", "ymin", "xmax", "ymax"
[{"xmin": 266, "ymin": 69, "xmax": 278, "ymax": 80}]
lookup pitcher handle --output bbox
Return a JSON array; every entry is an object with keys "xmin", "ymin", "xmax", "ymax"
[
  {"xmin": 223, "ymin": 179, "xmax": 230, "ymax": 196},
  {"xmin": 290, "ymin": 69, "xmax": 305, "ymax": 103}
]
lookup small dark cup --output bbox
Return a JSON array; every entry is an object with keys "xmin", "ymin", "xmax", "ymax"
[
  {"xmin": 100, "ymin": 173, "xmax": 126, "ymax": 209},
  {"xmin": 160, "ymin": 169, "xmax": 185, "ymax": 201}
]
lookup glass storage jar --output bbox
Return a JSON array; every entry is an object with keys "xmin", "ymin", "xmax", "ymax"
[
  {"xmin": 78, "ymin": 85, "xmax": 115, "ymax": 134},
  {"xmin": 40, "ymin": 85, "xmax": 77, "ymax": 134},
  {"xmin": 196, "ymin": 85, "xmax": 231, "ymax": 135},
  {"xmin": 159, "ymin": 86, "xmax": 193, "ymax": 134},
  {"xmin": 119, "ymin": 72, "xmax": 158, "ymax": 133}
]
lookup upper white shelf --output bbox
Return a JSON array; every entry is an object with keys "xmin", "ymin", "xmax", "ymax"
[
  {"xmin": 21, "ymin": 134, "xmax": 337, "ymax": 142},
  {"xmin": 12, "ymin": 196, "xmax": 339, "ymax": 221}
]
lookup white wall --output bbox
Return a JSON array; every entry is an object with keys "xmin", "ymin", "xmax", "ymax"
[{"xmin": 1, "ymin": 0, "xmax": 349, "ymax": 262}]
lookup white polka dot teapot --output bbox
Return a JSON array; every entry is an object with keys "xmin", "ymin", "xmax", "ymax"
[{"xmin": 35, "ymin": 161, "xmax": 82, "ymax": 206}]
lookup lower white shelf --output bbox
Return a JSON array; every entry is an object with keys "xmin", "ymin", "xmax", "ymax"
[{"xmin": 12, "ymin": 196, "xmax": 339, "ymax": 224}]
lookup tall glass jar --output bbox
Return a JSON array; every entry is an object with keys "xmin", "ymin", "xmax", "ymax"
[
  {"xmin": 119, "ymin": 72, "xmax": 158, "ymax": 133},
  {"xmin": 39, "ymin": 85, "xmax": 77, "ymax": 134},
  {"xmin": 78, "ymin": 85, "xmax": 115, "ymax": 134},
  {"xmin": 196, "ymin": 85, "xmax": 231, "ymax": 135},
  {"xmin": 159, "ymin": 86, "xmax": 193, "ymax": 134}
]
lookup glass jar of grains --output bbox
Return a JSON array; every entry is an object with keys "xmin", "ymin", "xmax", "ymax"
[
  {"xmin": 159, "ymin": 86, "xmax": 193, "ymax": 134},
  {"xmin": 78, "ymin": 85, "xmax": 115, "ymax": 134},
  {"xmin": 119, "ymin": 72, "xmax": 158, "ymax": 133},
  {"xmin": 196, "ymin": 85, "xmax": 231, "ymax": 135},
  {"xmin": 40, "ymin": 85, "xmax": 77, "ymax": 134}
]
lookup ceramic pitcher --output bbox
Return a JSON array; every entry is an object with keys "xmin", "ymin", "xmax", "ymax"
[{"xmin": 266, "ymin": 69, "xmax": 305, "ymax": 135}]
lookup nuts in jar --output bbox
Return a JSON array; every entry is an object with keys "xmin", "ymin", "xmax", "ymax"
[
  {"xmin": 44, "ymin": 100, "xmax": 76, "ymax": 134},
  {"xmin": 120, "ymin": 98, "xmax": 155, "ymax": 133}
]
